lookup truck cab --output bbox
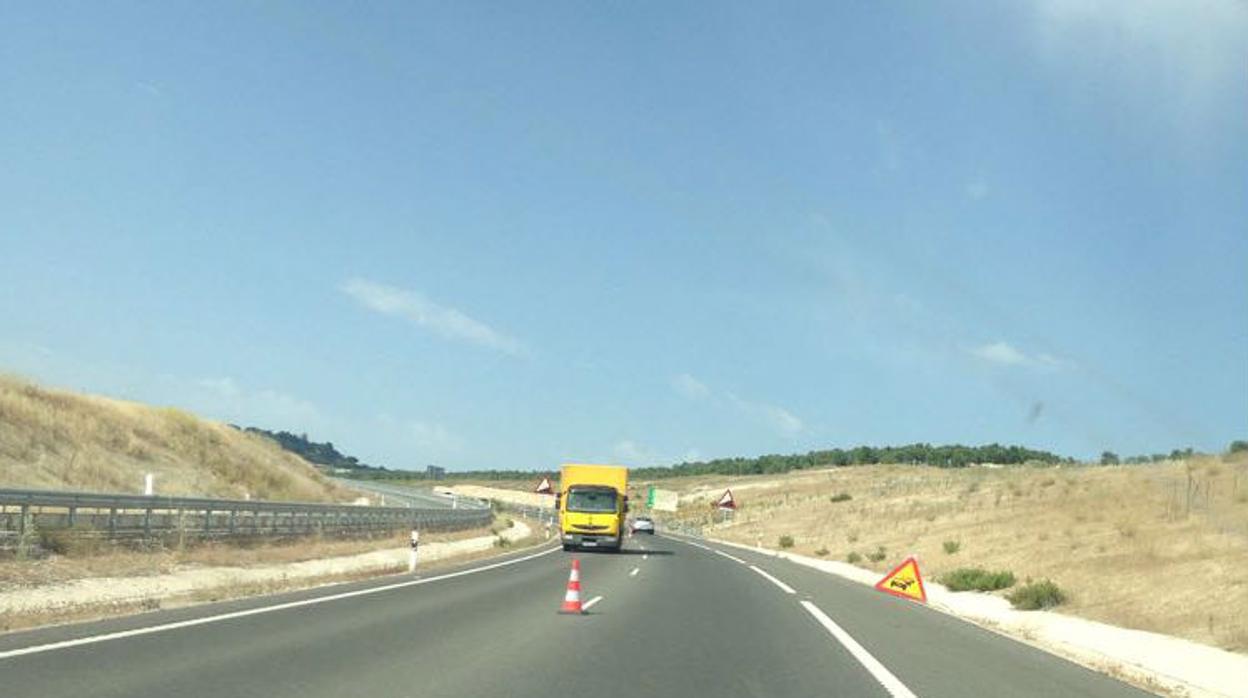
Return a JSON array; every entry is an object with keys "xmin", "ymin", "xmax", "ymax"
[{"xmin": 558, "ymin": 464, "xmax": 628, "ymax": 551}]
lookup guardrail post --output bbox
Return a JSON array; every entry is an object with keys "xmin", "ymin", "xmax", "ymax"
[
  {"xmin": 228, "ymin": 508, "xmax": 237, "ymax": 534},
  {"xmin": 67, "ymin": 505, "xmax": 77, "ymax": 527},
  {"xmin": 108, "ymin": 507, "xmax": 117, "ymax": 536},
  {"xmin": 18, "ymin": 503, "xmax": 29, "ymax": 536},
  {"xmin": 204, "ymin": 508, "xmax": 212, "ymax": 534},
  {"xmin": 144, "ymin": 507, "xmax": 152, "ymax": 538}
]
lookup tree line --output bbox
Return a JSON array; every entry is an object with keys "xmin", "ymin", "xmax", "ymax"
[
  {"xmin": 630, "ymin": 443, "xmax": 1070, "ymax": 480},
  {"xmin": 237, "ymin": 426, "xmax": 380, "ymax": 472},
  {"xmin": 336, "ymin": 442, "xmax": 1073, "ymax": 481}
]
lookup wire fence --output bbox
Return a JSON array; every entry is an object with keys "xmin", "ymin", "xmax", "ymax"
[{"xmin": 0, "ymin": 488, "xmax": 492, "ymax": 553}]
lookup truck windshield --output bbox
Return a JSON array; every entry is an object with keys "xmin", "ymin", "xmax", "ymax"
[{"xmin": 566, "ymin": 488, "xmax": 617, "ymax": 513}]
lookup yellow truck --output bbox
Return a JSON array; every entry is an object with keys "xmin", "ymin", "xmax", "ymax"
[{"xmin": 558, "ymin": 463, "xmax": 629, "ymax": 551}]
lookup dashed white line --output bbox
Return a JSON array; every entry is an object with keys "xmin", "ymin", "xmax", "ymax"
[
  {"xmin": 583, "ymin": 595, "xmax": 604, "ymax": 610},
  {"xmin": 643, "ymin": 554, "xmax": 648, "ymax": 560},
  {"xmin": 713, "ymin": 549, "xmax": 748, "ymax": 565},
  {"xmin": 749, "ymin": 565, "xmax": 796, "ymax": 594},
  {"xmin": 801, "ymin": 601, "xmax": 918, "ymax": 698},
  {"xmin": 629, "ymin": 567, "xmax": 640, "ymax": 577},
  {"xmin": 0, "ymin": 544, "xmax": 563, "ymax": 660}
]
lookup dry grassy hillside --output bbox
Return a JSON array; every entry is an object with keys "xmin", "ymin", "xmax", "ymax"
[
  {"xmin": 647, "ymin": 457, "xmax": 1248, "ymax": 652},
  {"xmin": 0, "ymin": 374, "xmax": 347, "ymax": 502}
]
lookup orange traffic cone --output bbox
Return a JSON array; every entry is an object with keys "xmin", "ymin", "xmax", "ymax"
[{"xmin": 559, "ymin": 559, "xmax": 584, "ymax": 614}]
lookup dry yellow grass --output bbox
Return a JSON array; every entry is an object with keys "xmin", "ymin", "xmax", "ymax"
[
  {"xmin": 646, "ymin": 455, "xmax": 1248, "ymax": 652},
  {"xmin": 0, "ymin": 373, "xmax": 346, "ymax": 502}
]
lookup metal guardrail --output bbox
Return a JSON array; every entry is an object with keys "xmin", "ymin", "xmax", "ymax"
[{"xmin": 0, "ymin": 487, "xmax": 492, "ymax": 549}]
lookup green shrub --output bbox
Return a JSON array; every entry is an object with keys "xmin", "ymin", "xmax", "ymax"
[
  {"xmin": 866, "ymin": 545, "xmax": 887, "ymax": 563},
  {"xmin": 941, "ymin": 567, "xmax": 1016, "ymax": 592},
  {"xmin": 814, "ymin": 547, "xmax": 829, "ymax": 557},
  {"xmin": 778, "ymin": 535, "xmax": 795, "ymax": 549},
  {"xmin": 829, "ymin": 492, "xmax": 853, "ymax": 503},
  {"xmin": 1008, "ymin": 579, "xmax": 1066, "ymax": 609},
  {"xmin": 846, "ymin": 531, "xmax": 859, "ymax": 543},
  {"xmin": 847, "ymin": 551, "xmax": 862, "ymax": 564},
  {"xmin": 942, "ymin": 540, "xmax": 961, "ymax": 555}
]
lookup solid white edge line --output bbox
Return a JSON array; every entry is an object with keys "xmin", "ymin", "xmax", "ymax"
[
  {"xmin": 749, "ymin": 565, "xmax": 797, "ymax": 594},
  {"xmin": 713, "ymin": 549, "xmax": 748, "ymax": 565},
  {"xmin": 629, "ymin": 567, "xmax": 639, "ymax": 577},
  {"xmin": 583, "ymin": 595, "xmax": 604, "ymax": 610},
  {"xmin": 0, "ymin": 543, "xmax": 563, "ymax": 661},
  {"xmin": 801, "ymin": 601, "xmax": 918, "ymax": 698}
]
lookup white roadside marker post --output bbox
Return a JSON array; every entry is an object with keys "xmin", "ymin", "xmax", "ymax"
[
  {"xmin": 143, "ymin": 473, "xmax": 154, "ymax": 496},
  {"xmin": 409, "ymin": 530, "xmax": 419, "ymax": 573}
]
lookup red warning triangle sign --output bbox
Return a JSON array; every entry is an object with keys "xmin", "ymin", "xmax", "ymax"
[
  {"xmin": 535, "ymin": 477, "xmax": 554, "ymax": 495},
  {"xmin": 874, "ymin": 556, "xmax": 927, "ymax": 603},
  {"xmin": 716, "ymin": 488, "xmax": 736, "ymax": 509}
]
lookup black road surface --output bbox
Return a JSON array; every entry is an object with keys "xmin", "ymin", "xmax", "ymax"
[{"xmin": 0, "ymin": 534, "xmax": 1154, "ymax": 697}]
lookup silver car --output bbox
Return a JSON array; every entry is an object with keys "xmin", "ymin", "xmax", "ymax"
[{"xmin": 630, "ymin": 516, "xmax": 655, "ymax": 534}]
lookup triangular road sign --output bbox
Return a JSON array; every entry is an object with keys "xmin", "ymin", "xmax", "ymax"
[
  {"xmin": 535, "ymin": 477, "xmax": 554, "ymax": 495},
  {"xmin": 874, "ymin": 556, "xmax": 927, "ymax": 603},
  {"xmin": 716, "ymin": 488, "xmax": 736, "ymax": 509}
]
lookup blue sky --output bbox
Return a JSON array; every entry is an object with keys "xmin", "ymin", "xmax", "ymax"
[{"xmin": 2, "ymin": 1, "xmax": 1245, "ymax": 470}]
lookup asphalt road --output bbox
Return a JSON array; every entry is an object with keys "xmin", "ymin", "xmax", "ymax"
[
  {"xmin": 332, "ymin": 478, "xmax": 484, "ymax": 510},
  {"xmin": 0, "ymin": 533, "xmax": 1154, "ymax": 697}
]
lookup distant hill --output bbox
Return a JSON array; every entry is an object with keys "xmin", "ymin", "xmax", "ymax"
[
  {"xmin": 0, "ymin": 374, "xmax": 348, "ymax": 502},
  {"xmin": 238, "ymin": 427, "xmax": 387, "ymax": 473},
  {"xmin": 339, "ymin": 442, "xmax": 1077, "ymax": 482}
]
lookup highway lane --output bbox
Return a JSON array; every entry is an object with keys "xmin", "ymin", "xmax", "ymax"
[
  {"xmin": 332, "ymin": 478, "xmax": 483, "ymax": 510},
  {"xmin": 0, "ymin": 533, "xmax": 1153, "ymax": 697}
]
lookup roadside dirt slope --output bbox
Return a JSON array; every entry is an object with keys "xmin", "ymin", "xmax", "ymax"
[{"xmin": 0, "ymin": 374, "xmax": 345, "ymax": 502}]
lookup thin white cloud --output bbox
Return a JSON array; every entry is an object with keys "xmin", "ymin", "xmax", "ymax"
[
  {"xmin": 408, "ymin": 420, "xmax": 461, "ymax": 453},
  {"xmin": 671, "ymin": 373, "xmax": 710, "ymax": 400},
  {"xmin": 193, "ymin": 377, "xmax": 320, "ymax": 429},
  {"xmin": 727, "ymin": 392, "xmax": 805, "ymax": 436},
  {"xmin": 965, "ymin": 180, "xmax": 990, "ymax": 200},
  {"xmin": 672, "ymin": 372, "xmax": 804, "ymax": 437},
  {"xmin": 341, "ymin": 278, "xmax": 524, "ymax": 355},
  {"xmin": 874, "ymin": 120, "xmax": 903, "ymax": 172},
  {"xmin": 196, "ymin": 377, "xmax": 242, "ymax": 399},
  {"xmin": 611, "ymin": 439, "xmax": 702, "ymax": 467},
  {"xmin": 376, "ymin": 413, "xmax": 463, "ymax": 459},
  {"xmin": 972, "ymin": 341, "xmax": 1030, "ymax": 366},
  {"xmin": 134, "ymin": 80, "xmax": 163, "ymax": 96},
  {"xmin": 613, "ymin": 439, "xmax": 652, "ymax": 465},
  {"xmin": 1029, "ymin": 0, "xmax": 1247, "ymax": 132},
  {"xmin": 970, "ymin": 341, "xmax": 1069, "ymax": 371}
]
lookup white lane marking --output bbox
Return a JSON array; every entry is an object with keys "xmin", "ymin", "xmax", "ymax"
[
  {"xmin": 583, "ymin": 595, "xmax": 604, "ymax": 610},
  {"xmin": 749, "ymin": 565, "xmax": 796, "ymax": 594},
  {"xmin": 713, "ymin": 549, "xmax": 748, "ymax": 565},
  {"xmin": 642, "ymin": 554, "xmax": 648, "ymax": 560},
  {"xmin": 0, "ymin": 544, "xmax": 563, "ymax": 661},
  {"xmin": 801, "ymin": 601, "xmax": 918, "ymax": 698},
  {"xmin": 686, "ymin": 541, "xmax": 712, "ymax": 551},
  {"xmin": 629, "ymin": 567, "xmax": 639, "ymax": 577}
]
